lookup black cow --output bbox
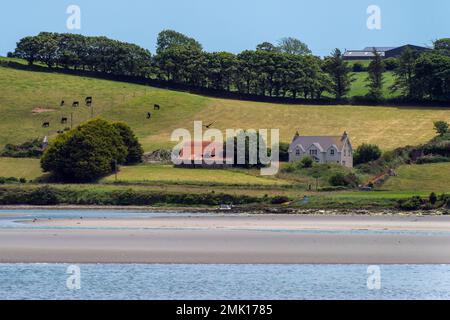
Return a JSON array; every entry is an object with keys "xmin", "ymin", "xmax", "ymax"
[
  {"xmin": 147, "ymin": 112, "xmax": 152, "ymax": 119},
  {"xmin": 57, "ymin": 130, "xmax": 64, "ymax": 134},
  {"xmin": 61, "ymin": 117, "xmax": 68, "ymax": 124},
  {"xmin": 85, "ymin": 96, "xmax": 93, "ymax": 106},
  {"xmin": 72, "ymin": 101, "xmax": 79, "ymax": 107},
  {"xmin": 42, "ymin": 122, "xmax": 50, "ymax": 128},
  {"xmin": 154, "ymin": 104, "xmax": 160, "ymax": 110},
  {"xmin": 60, "ymin": 100, "xmax": 65, "ymax": 107}
]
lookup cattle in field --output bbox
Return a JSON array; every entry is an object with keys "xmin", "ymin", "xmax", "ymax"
[
  {"xmin": 147, "ymin": 112, "xmax": 152, "ymax": 119},
  {"xmin": 72, "ymin": 101, "xmax": 79, "ymax": 107},
  {"xmin": 85, "ymin": 96, "xmax": 93, "ymax": 106},
  {"xmin": 154, "ymin": 104, "xmax": 160, "ymax": 110},
  {"xmin": 60, "ymin": 100, "xmax": 65, "ymax": 107},
  {"xmin": 57, "ymin": 130, "xmax": 64, "ymax": 134},
  {"xmin": 61, "ymin": 117, "xmax": 68, "ymax": 124},
  {"xmin": 42, "ymin": 122, "xmax": 50, "ymax": 128}
]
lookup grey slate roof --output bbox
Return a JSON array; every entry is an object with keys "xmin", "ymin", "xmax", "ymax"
[
  {"xmin": 343, "ymin": 50, "xmax": 385, "ymax": 58},
  {"xmin": 290, "ymin": 136, "xmax": 346, "ymax": 152},
  {"xmin": 363, "ymin": 46, "xmax": 396, "ymax": 52}
]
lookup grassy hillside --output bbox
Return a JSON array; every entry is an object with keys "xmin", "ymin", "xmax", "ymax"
[
  {"xmin": 382, "ymin": 163, "xmax": 450, "ymax": 193},
  {"xmin": 0, "ymin": 64, "xmax": 449, "ymax": 153},
  {"xmin": 0, "ymin": 157, "xmax": 42, "ymax": 180},
  {"xmin": 101, "ymin": 164, "xmax": 288, "ymax": 186}
]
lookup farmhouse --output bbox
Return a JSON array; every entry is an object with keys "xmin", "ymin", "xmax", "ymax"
[
  {"xmin": 288, "ymin": 132, "xmax": 353, "ymax": 168},
  {"xmin": 343, "ymin": 44, "xmax": 429, "ymax": 60},
  {"xmin": 175, "ymin": 141, "xmax": 231, "ymax": 167}
]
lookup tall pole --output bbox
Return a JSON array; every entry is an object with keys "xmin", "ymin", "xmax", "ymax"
[{"xmin": 114, "ymin": 159, "xmax": 118, "ymax": 182}]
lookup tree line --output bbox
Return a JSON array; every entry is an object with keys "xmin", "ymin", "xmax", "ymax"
[{"xmin": 11, "ymin": 30, "xmax": 450, "ymax": 102}]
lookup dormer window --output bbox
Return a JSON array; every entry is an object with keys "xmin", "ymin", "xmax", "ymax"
[
  {"xmin": 296, "ymin": 149, "xmax": 301, "ymax": 156},
  {"xmin": 330, "ymin": 149, "xmax": 335, "ymax": 156},
  {"xmin": 310, "ymin": 149, "xmax": 318, "ymax": 156}
]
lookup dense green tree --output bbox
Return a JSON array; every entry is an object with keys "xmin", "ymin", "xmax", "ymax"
[
  {"xmin": 434, "ymin": 121, "xmax": 449, "ymax": 136},
  {"xmin": 324, "ymin": 49, "xmax": 353, "ymax": 99},
  {"xmin": 14, "ymin": 36, "xmax": 41, "ymax": 65},
  {"xmin": 354, "ymin": 143, "xmax": 382, "ymax": 165},
  {"xmin": 41, "ymin": 119, "xmax": 128, "ymax": 182},
  {"xmin": 112, "ymin": 122, "xmax": 144, "ymax": 164},
  {"xmin": 366, "ymin": 49, "xmax": 385, "ymax": 100},
  {"xmin": 156, "ymin": 30, "xmax": 202, "ymax": 54},
  {"xmin": 277, "ymin": 37, "xmax": 311, "ymax": 55},
  {"xmin": 390, "ymin": 47, "xmax": 418, "ymax": 98},
  {"xmin": 256, "ymin": 42, "xmax": 279, "ymax": 52},
  {"xmin": 414, "ymin": 52, "xmax": 450, "ymax": 100},
  {"xmin": 434, "ymin": 38, "xmax": 450, "ymax": 56}
]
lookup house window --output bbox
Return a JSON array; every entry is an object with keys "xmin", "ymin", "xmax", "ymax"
[
  {"xmin": 296, "ymin": 149, "xmax": 301, "ymax": 156},
  {"xmin": 310, "ymin": 150, "xmax": 318, "ymax": 156},
  {"xmin": 330, "ymin": 149, "xmax": 335, "ymax": 156}
]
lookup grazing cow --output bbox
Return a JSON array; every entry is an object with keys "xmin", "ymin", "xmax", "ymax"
[
  {"xmin": 72, "ymin": 101, "xmax": 79, "ymax": 107},
  {"xmin": 154, "ymin": 104, "xmax": 160, "ymax": 110},
  {"xmin": 147, "ymin": 112, "xmax": 152, "ymax": 119},
  {"xmin": 85, "ymin": 96, "xmax": 93, "ymax": 106},
  {"xmin": 61, "ymin": 117, "xmax": 68, "ymax": 124},
  {"xmin": 42, "ymin": 122, "xmax": 50, "ymax": 128},
  {"xmin": 60, "ymin": 100, "xmax": 65, "ymax": 107}
]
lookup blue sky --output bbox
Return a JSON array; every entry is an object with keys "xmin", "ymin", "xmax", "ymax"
[{"xmin": 0, "ymin": 0, "xmax": 448, "ymax": 56}]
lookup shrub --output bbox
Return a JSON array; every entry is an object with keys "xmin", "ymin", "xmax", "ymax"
[
  {"xmin": 277, "ymin": 142, "xmax": 290, "ymax": 162},
  {"xmin": 0, "ymin": 139, "xmax": 43, "ymax": 158},
  {"xmin": 271, "ymin": 196, "xmax": 290, "ymax": 205},
  {"xmin": 354, "ymin": 143, "xmax": 382, "ymax": 165},
  {"xmin": 41, "ymin": 119, "xmax": 129, "ymax": 182},
  {"xmin": 384, "ymin": 57, "xmax": 399, "ymax": 71},
  {"xmin": 28, "ymin": 186, "xmax": 59, "ymax": 205},
  {"xmin": 352, "ymin": 62, "xmax": 365, "ymax": 72},
  {"xmin": 416, "ymin": 155, "xmax": 450, "ymax": 164},
  {"xmin": 329, "ymin": 172, "xmax": 360, "ymax": 187},
  {"xmin": 397, "ymin": 196, "xmax": 423, "ymax": 211},
  {"xmin": 300, "ymin": 156, "xmax": 313, "ymax": 168},
  {"xmin": 429, "ymin": 192, "xmax": 437, "ymax": 205},
  {"xmin": 0, "ymin": 177, "xmax": 20, "ymax": 184},
  {"xmin": 329, "ymin": 172, "xmax": 347, "ymax": 186},
  {"xmin": 434, "ymin": 121, "xmax": 449, "ymax": 136}
]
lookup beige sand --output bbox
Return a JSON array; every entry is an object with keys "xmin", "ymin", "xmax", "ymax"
[
  {"xmin": 1, "ymin": 215, "xmax": 450, "ymax": 264},
  {"xmin": 28, "ymin": 214, "xmax": 450, "ymax": 232}
]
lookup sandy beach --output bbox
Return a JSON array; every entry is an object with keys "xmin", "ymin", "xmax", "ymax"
[{"xmin": 0, "ymin": 214, "xmax": 449, "ymax": 264}]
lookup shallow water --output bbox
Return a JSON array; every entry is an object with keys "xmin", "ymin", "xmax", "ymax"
[{"xmin": 1, "ymin": 264, "xmax": 450, "ymax": 300}]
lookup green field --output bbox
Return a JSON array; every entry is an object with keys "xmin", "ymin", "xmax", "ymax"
[
  {"xmin": 382, "ymin": 163, "xmax": 450, "ymax": 193},
  {"xmin": 0, "ymin": 157, "xmax": 42, "ymax": 180},
  {"xmin": 1, "ymin": 64, "xmax": 449, "ymax": 153},
  {"xmin": 102, "ymin": 164, "xmax": 288, "ymax": 186}
]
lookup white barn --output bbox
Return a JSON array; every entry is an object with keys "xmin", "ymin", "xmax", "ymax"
[{"xmin": 288, "ymin": 131, "xmax": 353, "ymax": 168}]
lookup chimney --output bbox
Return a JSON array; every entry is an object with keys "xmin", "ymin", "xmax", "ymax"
[
  {"xmin": 293, "ymin": 130, "xmax": 300, "ymax": 141},
  {"xmin": 341, "ymin": 131, "xmax": 348, "ymax": 141}
]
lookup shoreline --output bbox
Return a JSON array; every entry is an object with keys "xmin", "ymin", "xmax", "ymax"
[{"xmin": 0, "ymin": 204, "xmax": 448, "ymax": 216}]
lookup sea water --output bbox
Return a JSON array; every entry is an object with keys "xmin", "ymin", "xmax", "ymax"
[{"xmin": 1, "ymin": 264, "xmax": 450, "ymax": 300}]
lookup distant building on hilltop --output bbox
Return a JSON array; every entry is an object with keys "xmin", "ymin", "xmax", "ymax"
[
  {"xmin": 288, "ymin": 131, "xmax": 353, "ymax": 168},
  {"xmin": 343, "ymin": 44, "xmax": 430, "ymax": 60}
]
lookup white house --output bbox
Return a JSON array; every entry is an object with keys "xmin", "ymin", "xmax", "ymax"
[{"xmin": 288, "ymin": 131, "xmax": 353, "ymax": 168}]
